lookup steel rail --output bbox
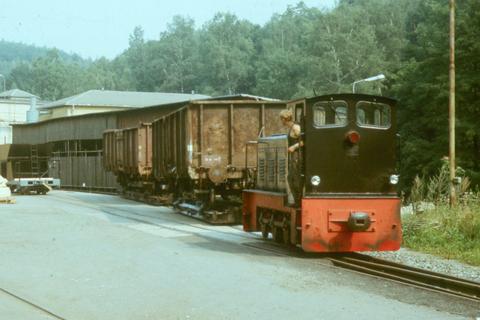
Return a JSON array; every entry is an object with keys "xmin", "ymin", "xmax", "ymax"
[
  {"xmin": 329, "ymin": 254, "xmax": 480, "ymax": 302},
  {"xmin": 0, "ymin": 287, "xmax": 66, "ymax": 320}
]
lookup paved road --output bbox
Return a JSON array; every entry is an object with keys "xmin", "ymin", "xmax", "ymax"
[{"xmin": 0, "ymin": 191, "xmax": 477, "ymax": 319}]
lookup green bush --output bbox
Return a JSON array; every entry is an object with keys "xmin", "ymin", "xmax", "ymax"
[{"xmin": 403, "ymin": 162, "xmax": 480, "ymax": 265}]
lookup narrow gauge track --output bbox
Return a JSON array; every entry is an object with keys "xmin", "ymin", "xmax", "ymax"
[
  {"xmin": 244, "ymin": 240, "xmax": 480, "ymax": 303},
  {"xmin": 0, "ymin": 287, "xmax": 66, "ymax": 320},
  {"xmin": 57, "ymin": 193, "xmax": 480, "ymax": 303},
  {"xmin": 329, "ymin": 254, "xmax": 480, "ymax": 302},
  {"xmin": 102, "ymin": 203, "xmax": 480, "ymax": 303}
]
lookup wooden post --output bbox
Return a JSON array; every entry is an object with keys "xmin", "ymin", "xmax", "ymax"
[{"xmin": 449, "ymin": 0, "xmax": 456, "ymax": 206}]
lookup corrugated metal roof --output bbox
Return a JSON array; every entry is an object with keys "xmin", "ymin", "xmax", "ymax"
[
  {"xmin": 39, "ymin": 90, "xmax": 210, "ymax": 109},
  {"xmin": 204, "ymin": 94, "xmax": 280, "ymax": 102},
  {"xmin": 0, "ymin": 89, "xmax": 39, "ymax": 99}
]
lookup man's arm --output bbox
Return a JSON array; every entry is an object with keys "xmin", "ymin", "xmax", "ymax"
[{"xmin": 288, "ymin": 124, "xmax": 303, "ymax": 152}]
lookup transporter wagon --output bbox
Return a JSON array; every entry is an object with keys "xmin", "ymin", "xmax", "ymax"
[{"xmin": 242, "ymin": 93, "xmax": 402, "ymax": 252}]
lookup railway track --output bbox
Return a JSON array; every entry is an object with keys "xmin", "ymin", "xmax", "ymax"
[
  {"xmin": 329, "ymin": 253, "xmax": 480, "ymax": 302},
  {"xmin": 57, "ymin": 192, "xmax": 480, "ymax": 303},
  {"xmin": 0, "ymin": 287, "xmax": 66, "ymax": 319},
  {"xmin": 245, "ymin": 242, "xmax": 480, "ymax": 302},
  {"xmin": 227, "ymin": 240, "xmax": 480, "ymax": 303}
]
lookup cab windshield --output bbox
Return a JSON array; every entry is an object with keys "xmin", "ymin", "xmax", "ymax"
[
  {"xmin": 312, "ymin": 101, "xmax": 348, "ymax": 128},
  {"xmin": 356, "ymin": 101, "xmax": 391, "ymax": 129}
]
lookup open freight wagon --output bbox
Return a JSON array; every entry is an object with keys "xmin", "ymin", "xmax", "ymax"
[
  {"xmin": 152, "ymin": 99, "xmax": 286, "ymax": 223},
  {"xmin": 103, "ymin": 123, "xmax": 153, "ymax": 194}
]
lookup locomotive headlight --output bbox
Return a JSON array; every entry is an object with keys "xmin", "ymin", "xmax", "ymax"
[
  {"xmin": 389, "ymin": 174, "xmax": 399, "ymax": 185},
  {"xmin": 311, "ymin": 175, "xmax": 321, "ymax": 186}
]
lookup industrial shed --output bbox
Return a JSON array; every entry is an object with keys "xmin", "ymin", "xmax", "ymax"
[
  {"xmin": 9, "ymin": 93, "xmax": 283, "ymax": 191},
  {"xmin": 37, "ymin": 89, "xmax": 209, "ymax": 121}
]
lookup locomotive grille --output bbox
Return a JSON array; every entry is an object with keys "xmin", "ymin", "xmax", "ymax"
[
  {"xmin": 267, "ymin": 159, "xmax": 275, "ymax": 183},
  {"xmin": 258, "ymin": 158, "xmax": 265, "ymax": 182},
  {"xmin": 278, "ymin": 159, "xmax": 286, "ymax": 182}
]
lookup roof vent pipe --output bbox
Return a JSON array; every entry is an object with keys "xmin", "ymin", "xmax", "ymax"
[{"xmin": 27, "ymin": 96, "xmax": 39, "ymax": 123}]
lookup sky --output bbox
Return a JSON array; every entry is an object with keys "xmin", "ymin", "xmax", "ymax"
[{"xmin": 0, "ymin": 0, "xmax": 336, "ymax": 59}]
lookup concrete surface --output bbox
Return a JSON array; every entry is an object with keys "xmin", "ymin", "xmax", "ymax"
[{"xmin": 0, "ymin": 191, "xmax": 478, "ymax": 319}]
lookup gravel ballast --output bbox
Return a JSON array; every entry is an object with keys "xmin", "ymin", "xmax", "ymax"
[{"xmin": 364, "ymin": 247, "xmax": 480, "ymax": 283}]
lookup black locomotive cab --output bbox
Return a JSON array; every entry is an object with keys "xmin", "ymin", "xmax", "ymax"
[{"xmin": 298, "ymin": 94, "xmax": 398, "ymax": 197}]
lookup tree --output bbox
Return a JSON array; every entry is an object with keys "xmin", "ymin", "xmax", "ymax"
[
  {"xmin": 83, "ymin": 57, "xmax": 118, "ymax": 90},
  {"xmin": 254, "ymin": 4, "xmax": 320, "ymax": 99},
  {"xmin": 8, "ymin": 62, "xmax": 34, "ymax": 91},
  {"xmin": 125, "ymin": 26, "xmax": 150, "ymax": 91},
  {"xmin": 197, "ymin": 13, "xmax": 257, "ymax": 96},
  {"xmin": 305, "ymin": 4, "xmax": 387, "ymax": 95},
  {"xmin": 155, "ymin": 16, "xmax": 199, "ymax": 93},
  {"xmin": 28, "ymin": 49, "xmax": 71, "ymax": 100},
  {"xmin": 393, "ymin": 0, "xmax": 480, "ymax": 190}
]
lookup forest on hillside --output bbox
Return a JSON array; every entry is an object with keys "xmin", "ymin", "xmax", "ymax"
[
  {"xmin": 1, "ymin": 0, "xmax": 479, "ymax": 192},
  {"xmin": 0, "ymin": 40, "xmax": 84, "ymax": 76}
]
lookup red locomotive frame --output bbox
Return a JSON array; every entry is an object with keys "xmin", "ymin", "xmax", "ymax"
[{"xmin": 243, "ymin": 191, "xmax": 401, "ymax": 252}]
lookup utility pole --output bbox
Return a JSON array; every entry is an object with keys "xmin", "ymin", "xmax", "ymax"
[{"xmin": 449, "ymin": 0, "xmax": 456, "ymax": 206}]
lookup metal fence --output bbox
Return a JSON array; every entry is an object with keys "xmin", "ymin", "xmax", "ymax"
[{"xmin": 49, "ymin": 150, "xmax": 119, "ymax": 192}]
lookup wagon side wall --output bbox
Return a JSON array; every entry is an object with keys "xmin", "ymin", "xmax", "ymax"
[
  {"xmin": 102, "ymin": 130, "xmax": 117, "ymax": 173},
  {"xmin": 152, "ymin": 101, "xmax": 286, "ymax": 183}
]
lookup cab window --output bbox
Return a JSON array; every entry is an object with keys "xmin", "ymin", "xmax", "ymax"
[
  {"xmin": 356, "ymin": 101, "xmax": 391, "ymax": 129},
  {"xmin": 312, "ymin": 101, "xmax": 348, "ymax": 128}
]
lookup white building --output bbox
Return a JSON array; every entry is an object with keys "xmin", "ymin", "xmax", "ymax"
[{"xmin": 0, "ymin": 89, "xmax": 42, "ymax": 144}]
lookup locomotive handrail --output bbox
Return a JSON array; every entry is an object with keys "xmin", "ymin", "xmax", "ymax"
[
  {"xmin": 244, "ymin": 141, "xmax": 262, "ymax": 185},
  {"xmin": 244, "ymin": 141, "xmax": 258, "ymax": 168}
]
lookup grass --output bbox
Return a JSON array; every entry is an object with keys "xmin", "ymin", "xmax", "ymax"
[
  {"xmin": 403, "ymin": 160, "xmax": 480, "ymax": 266},
  {"xmin": 402, "ymin": 200, "xmax": 480, "ymax": 266}
]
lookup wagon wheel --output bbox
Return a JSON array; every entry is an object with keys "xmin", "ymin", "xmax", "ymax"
[
  {"xmin": 260, "ymin": 223, "xmax": 269, "ymax": 239},
  {"xmin": 272, "ymin": 226, "xmax": 283, "ymax": 243}
]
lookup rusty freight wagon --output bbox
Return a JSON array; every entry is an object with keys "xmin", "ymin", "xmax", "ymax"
[
  {"xmin": 152, "ymin": 98, "xmax": 286, "ymax": 223},
  {"xmin": 103, "ymin": 123, "xmax": 154, "ymax": 195},
  {"xmin": 103, "ymin": 129, "xmax": 122, "ymax": 174}
]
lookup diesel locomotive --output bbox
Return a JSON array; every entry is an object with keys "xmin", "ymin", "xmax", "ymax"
[{"xmin": 242, "ymin": 94, "xmax": 402, "ymax": 252}]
